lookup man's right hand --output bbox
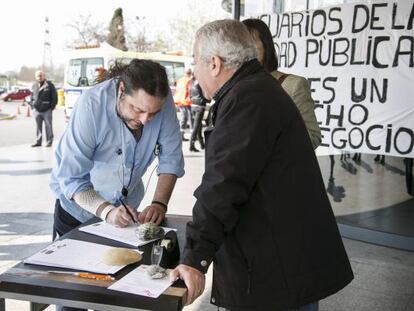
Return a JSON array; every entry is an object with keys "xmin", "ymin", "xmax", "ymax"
[
  {"xmin": 170, "ymin": 264, "xmax": 206, "ymax": 305},
  {"xmin": 106, "ymin": 206, "xmax": 139, "ymax": 227}
]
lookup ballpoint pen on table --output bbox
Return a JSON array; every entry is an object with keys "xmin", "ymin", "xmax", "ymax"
[
  {"xmin": 47, "ymin": 270, "xmax": 115, "ymax": 281},
  {"xmin": 119, "ymin": 198, "xmax": 137, "ymax": 224}
]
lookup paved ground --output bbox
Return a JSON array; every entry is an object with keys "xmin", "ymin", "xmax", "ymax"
[{"xmin": 0, "ymin": 103, "xmax": 413, "ymax": 310}]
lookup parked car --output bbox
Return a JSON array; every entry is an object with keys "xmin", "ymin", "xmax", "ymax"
[
  {"xmin": 1, "ymin": 89, "xmax": 32, "ymax": 101},
  {"xmin": 0, "ymin": 87, "xmax": 7, "ymax": 95}
]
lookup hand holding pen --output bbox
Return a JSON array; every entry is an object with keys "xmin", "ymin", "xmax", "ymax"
[
  {"xmin": 105, "ymin": 199, "xmax": 139, "ymax": 227},
  {"xmin": 119, "ymin": 198, "xmax": 140, "ymax": 225}
]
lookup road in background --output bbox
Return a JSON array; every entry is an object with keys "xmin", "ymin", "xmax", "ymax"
[{"xmin": 0, "ymin": 101, "xmax": 66, "ymax": 147}]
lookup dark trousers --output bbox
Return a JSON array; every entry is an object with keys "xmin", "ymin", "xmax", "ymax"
[
  {"xmin": 34, "ymin": 109, "xmax": 53, "ymax": 145},
  {"xmin": 53, "ymin": 199, "xmax": 82, "ymax": 239},
  {"xmin": 179, "ymin": 106, "xmax": 193, "ymax": 130},
  {"xmin": 190, "ymin": 106, "xmax": 205, "ymax": 145}
]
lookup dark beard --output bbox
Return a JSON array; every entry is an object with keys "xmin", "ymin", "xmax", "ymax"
[{"xmin": 116, "ymin": 100, "xmax": 135, "ymax": 129}]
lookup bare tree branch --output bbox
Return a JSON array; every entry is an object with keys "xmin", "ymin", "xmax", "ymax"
[
  {"xmin": 168, "ymin": 0, "xmax": 229, "ymax": 55},
  {"xmin": 66, "ymin": 13, "xmax": 107, "ymax": 47}
]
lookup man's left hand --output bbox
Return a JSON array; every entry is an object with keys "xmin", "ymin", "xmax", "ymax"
[{"xmin": 138, "ymin": 203, "xmax": 165, "ymax": 224}]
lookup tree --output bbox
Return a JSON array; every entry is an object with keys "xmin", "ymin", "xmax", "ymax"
[
  {"xmin": 18, "ymin": 66, "xmax": 38, "ymax": 82},
  {"xmin": 107, "ymin": 8, "xmax": 128, "ymax": 51},
  {"xmin": 66, "ymin": 13, "xmax": 107, "ymax": 47},
  {"xmin": 220, "ymin": 0, "xmax": 247, "ymax": 15},
  {"xmin": 125, "ymin": 16, "xmax": 152, "ymax": 52},
  {"xmin": 167, "ymin": 0, "xmax": 230, "ymax": 55},
  {"xmin": 221, "ymin": 0, "xmax": 232, "ymax": 13},
  {"xmin": 17, "ymin": 65, "xmax": 64, "ymax": 84},
  {"xmin": 51, "ymin": 64, "xmax": 65, "ymax": 84},
  {"xmin": 151, "ymin": 35, "xmax": 171, "ymax": 52}
]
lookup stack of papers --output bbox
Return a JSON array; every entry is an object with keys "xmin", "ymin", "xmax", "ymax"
[
  {"xmin": 24, "ymin": 239, "xmax": 128, "ymax": 274},
  {"xmin": 79, "ymin": 221, "xmax": 175, "ymax": 247},
  {"xmin": 109, "ymin": 265, "xmax": 172, "ymax": 298}
]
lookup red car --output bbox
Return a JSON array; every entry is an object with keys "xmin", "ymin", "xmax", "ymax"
[{"xmin": 1, "ymin": 89, "xmax": 32, "ymax": 101}]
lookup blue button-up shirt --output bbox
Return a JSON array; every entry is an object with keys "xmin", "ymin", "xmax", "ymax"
[{"xmin": 50, "ymin": 79, "xmax": 185, "ymax": 222}]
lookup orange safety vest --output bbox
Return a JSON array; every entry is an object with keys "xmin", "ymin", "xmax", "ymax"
[{"xmin": 174, "ymin": 76, "xmax": 192, "ymax": 107}]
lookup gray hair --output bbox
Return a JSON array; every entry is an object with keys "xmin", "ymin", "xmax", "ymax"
[{"xmin": 194, "ymin": 19, "xmax": 257, "ymax": 70}]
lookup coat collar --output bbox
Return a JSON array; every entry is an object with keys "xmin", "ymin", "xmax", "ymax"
[
  {"xmin": 208, "ymin": 59, "xmax": 262, "ymax": 127},
  {"xmin": 212, "ymin": 59, "xmax": 262, "ymax": 103},
  {"xmin": 38, "ymin": 80, "xmax": 50, "ymax": 92}
]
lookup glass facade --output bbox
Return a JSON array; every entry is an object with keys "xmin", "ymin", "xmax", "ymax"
[{"xmin": 242, "ymin": 0, "xmax": 413, "ymax": 250}]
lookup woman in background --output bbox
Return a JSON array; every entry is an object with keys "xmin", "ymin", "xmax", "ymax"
[{"xmin": 242, "ymin": 18, "xmax": 321, "ymax": 149}]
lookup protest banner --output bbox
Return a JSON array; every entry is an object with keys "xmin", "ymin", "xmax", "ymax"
[{"xmin": 255, "ymin": 1, "xmax": 414, "ymax": 157}]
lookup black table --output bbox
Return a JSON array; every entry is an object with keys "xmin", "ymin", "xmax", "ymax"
[{"xmin": 0, "ymin": 215, "xmax": 192, "ymax": 311}]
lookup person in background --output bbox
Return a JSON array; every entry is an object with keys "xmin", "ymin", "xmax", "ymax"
[
  {"xmin": 242, "ymin": 18, "xmax": 321, "ymax": 149},
  {"xmin": 94, "ymin": 67, "xmax": 108, "ymax": 84},
  {"xmin": 174, "ymin": 68, "xmax": 193, "ymax": 141},
  {"xmin": 374, "ymin": 154, "xmax": 385, "ymax": 164},
  {"xmin": 189, "ymin": 78, "xmax": 208, "ymax": 152},
  {"xmin": 30, "ymin": 70, "xmax": 58, "ymax": 147},
  {"xmin": 170, "ymin": 19, "xmax": 353, "ymax": 310}
]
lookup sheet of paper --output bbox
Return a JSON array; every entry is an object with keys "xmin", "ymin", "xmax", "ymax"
[
  {"xmin": 109, "ymin": 265, "xmax": 172, "ymax": 298},
  {"xmin": 24, "ymin": 239, "xmax": 130, "ymax": 274},
  {"xmin": 79, "ymin": 221, "xmax": 176, "ymax": 247}
]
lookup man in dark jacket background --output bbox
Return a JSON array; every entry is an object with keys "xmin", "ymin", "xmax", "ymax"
[
  {"xmin": 170, "ymin": 19, "xmax": 353, "ymax": 310},
  {"xmin": 31, "ymin": 70, "xmax": 57, "ymax": 147},
  {"xmin": 189, "ymin": 78, "xmax": 208, "ymax": 152}
]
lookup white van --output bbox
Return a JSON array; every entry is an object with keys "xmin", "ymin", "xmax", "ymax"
[{"xmin": 63, "ymin": 43, "xmax": 191, "ymax": 120}]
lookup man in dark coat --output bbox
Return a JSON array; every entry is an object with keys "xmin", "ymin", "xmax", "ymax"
[
  {"xmin": 189, "ymin": 78, "xmax": 208, "ymax": 152},
  {"xmin": 170, "ymin": 19, "xmax": 353, "ymax": 310},
  {"xmin": 31, "ymin": 70, "xmax": 57, "ymax": 147}
]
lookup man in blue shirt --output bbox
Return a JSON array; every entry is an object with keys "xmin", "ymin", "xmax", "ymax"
[{"xmin": 50, "ymin": 59, "xmax": 185, "ymax": 240}]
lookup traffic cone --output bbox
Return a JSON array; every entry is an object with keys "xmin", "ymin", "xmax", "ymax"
[
  {"xmin": 26, "ymin": 105, "xmax": 31, "ymax": 117},
  {"xmin": 16, "ymin": 104, "xmax": 21, "ymax": 115}
]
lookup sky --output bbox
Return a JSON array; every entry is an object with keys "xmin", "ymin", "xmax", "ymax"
[{"xmin": 0, "ymin": 0, "xmax": 194, "ymax": 73}]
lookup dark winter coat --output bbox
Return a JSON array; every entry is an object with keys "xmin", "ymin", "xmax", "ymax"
[
  {"xmin": 182, "ymin": 60, "xmax": 353, "ymax": 310},
  {"xmin": 32, "ymin": 80, "xmax": 57, "ymax": 112},
  {"xmin": 190, "ymin": 80, "xmax": 207, "ymax": 107}
]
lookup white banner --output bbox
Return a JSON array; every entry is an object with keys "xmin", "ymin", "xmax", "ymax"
[{"xmin": 255, "ymin": 1, "xmax": 414, "ymax": 157}]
